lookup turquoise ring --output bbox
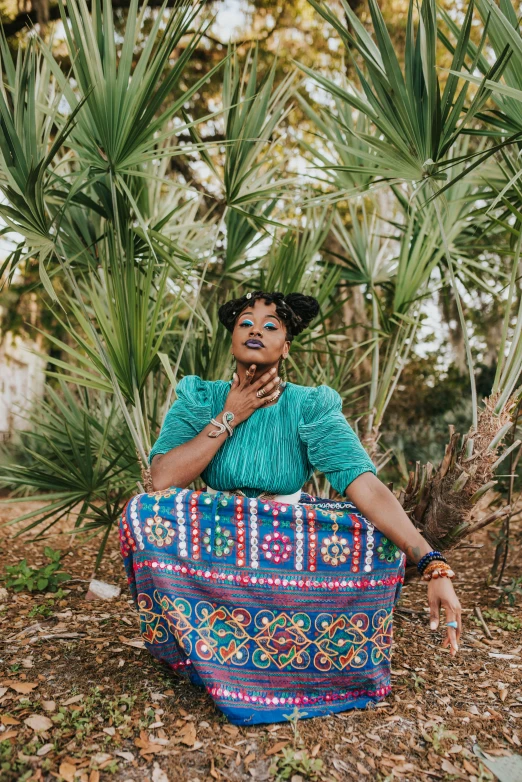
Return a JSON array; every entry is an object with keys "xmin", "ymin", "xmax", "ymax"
[{"xmin": 446, "ymin": 621, "xmax": 458, "ymax": 629}]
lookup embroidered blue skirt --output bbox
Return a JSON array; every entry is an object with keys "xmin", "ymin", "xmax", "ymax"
[{"xmin": 119, "ymin": 488, "xmax": 405, "ymax": 725}]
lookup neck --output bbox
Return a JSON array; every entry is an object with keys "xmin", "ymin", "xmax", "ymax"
[{"xmin": 235, "ymin": 360, "xmax": 279, "ymax": 384}]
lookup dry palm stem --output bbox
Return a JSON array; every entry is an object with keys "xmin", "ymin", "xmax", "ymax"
[
  {"xmin": 137, "ymin": 451, "xmax": 153, "ymax": 493},
  {"xmin": 397, "ymin": 391, "xmax": 519, "ymax": 551}
]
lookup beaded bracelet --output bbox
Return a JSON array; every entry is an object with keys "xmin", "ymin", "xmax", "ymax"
[
  {"xmin": 417, "ymin": 550, "xmax": 447, "ymax": 576},
  {"xmin": 422, "ymin": 560, "xmax": 455, "ymax": 581}
]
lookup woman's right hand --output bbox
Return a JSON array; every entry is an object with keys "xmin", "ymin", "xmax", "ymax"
[{"xmin": 222, "ymin": 365, "xmax": 280, "ymax": 427}]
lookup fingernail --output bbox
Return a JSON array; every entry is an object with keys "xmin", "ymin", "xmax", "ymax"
[
  {"xmin": 275, "ymin": 376, "xmax": 280, "ymax": 382},
  {"xmin": 430, "ymin": 621, "xmax": 437, "ymax": 630}
]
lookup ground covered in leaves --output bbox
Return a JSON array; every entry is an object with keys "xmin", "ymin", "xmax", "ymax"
[{"xmin": 0, "ymin": 502, "xmax": 521, "ymax": 782}]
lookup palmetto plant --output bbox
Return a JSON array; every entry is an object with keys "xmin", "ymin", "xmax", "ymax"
[
  {"xmin": 0, "ymin": 0, "xmax": 317, "ymax": 549},
  {"xmin": 298, "ymin": 0, "xmax": 522, "ymax": 548},
  {"xmin": 2, "ymin": 0, "xmax": 522, "ymax": 565}
]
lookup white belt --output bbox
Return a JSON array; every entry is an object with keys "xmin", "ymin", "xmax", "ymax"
[{"xmin": 206, "ymin": 485, "xmax": 302, "ymax": 505}]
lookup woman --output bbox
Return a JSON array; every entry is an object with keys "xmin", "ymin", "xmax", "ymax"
[{"xmin": 120, "ymin": 290, "xmax": 461, "ymax": 726}]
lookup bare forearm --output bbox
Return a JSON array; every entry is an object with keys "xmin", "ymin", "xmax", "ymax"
[
  {"xmin": 345, "ymin": 472, "xmax": 431, "ymax": 564},
  {"xmin": 150, "ymin": 412, "xmax": 230, "ymax": 491}
]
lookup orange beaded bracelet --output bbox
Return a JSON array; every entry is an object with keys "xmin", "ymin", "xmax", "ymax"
[{"xmin": 422, "ymin": 560, "xmax": 455, "ymax": 581}]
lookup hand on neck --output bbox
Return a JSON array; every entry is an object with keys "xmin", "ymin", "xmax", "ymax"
[{"xmin": 235, "ymin": 361, "xmax": 280, "ymax": 384}]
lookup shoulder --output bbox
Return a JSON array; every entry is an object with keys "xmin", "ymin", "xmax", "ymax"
[
  {"xmin": 175, "ymin": 375, "xmax": 229, "ymax": 406},
  {"xmin": 289, "ymin": 383, "xmax": 342, "ymax": 422}
]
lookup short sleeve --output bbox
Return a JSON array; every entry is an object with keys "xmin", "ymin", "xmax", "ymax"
[
  {"xmin": 298, "ymin": 385, "xmax": 377, "ymax": 495},
  {"xmin": 148, "ymin": 375, "xmax": 212, "ymax": 465}
]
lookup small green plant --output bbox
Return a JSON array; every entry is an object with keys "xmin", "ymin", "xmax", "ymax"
[
  {"xmin": 495, "ymin": 577, "xmax": 522, "ymax": 607},
  {"xmin": 422, "ymin": 725, "xmax": 458, "ymax": 755},
  {"xmin": 28, "ymin": 589, "xmax": 68, "ymax": 617},
  {"xmin": 471, "ymin": 608, "xmax": 521, "ymax": 632},
  {"xmin": 282, "ymin": 705, "xmax": 307, "ymax": 748},
  {"xmin": 3, "ymin": 548, "xmax": 71, "ymax": 593},
  {"xmin": 269, "ymin": 747, "xmax": 323, "ymax": 781},
  {"xmin": 411, "ymin": 672, "xmax": 426, "ymax": 691}
]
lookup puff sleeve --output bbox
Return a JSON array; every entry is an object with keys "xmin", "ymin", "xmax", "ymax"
[
  {"xmin": 298, "ymin": 385, "xmax": 377, "ymax": 495},
  {"xmin": 148, "ymin": 375, "xmax": 212, "ymax": 465}
]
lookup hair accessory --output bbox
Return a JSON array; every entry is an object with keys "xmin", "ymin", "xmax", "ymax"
[
  {"xmin": 246, "ymin": 292, "xmax": 252, "ymax": 299},
  {"xmin": 446, "ymin": 621, "xmax": 458, "ymax": 629},
  {"xmin": 208, "ymin": 411, "xmax": 235, "ymax": 438},
  {"xmin": 417, "ymin": 550, "xmax": 447, "ymax": 576}
]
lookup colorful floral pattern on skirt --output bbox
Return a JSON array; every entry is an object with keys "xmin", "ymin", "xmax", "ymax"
[{"xmin": 119, "ymin": 488, "xmax": 405, "ymax": 725}]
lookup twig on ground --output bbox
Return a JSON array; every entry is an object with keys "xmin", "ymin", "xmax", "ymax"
[{"xmin": 474, "ymin": 606, "xmax": 493, "ymax": 639}]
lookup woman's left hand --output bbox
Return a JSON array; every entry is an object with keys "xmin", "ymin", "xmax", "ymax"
[{"xmin": 427, "ymin": 577, "xmax": 462, "ymax": 656}]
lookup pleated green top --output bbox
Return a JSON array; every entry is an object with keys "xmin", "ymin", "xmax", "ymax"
[{"xmin": 148, "ymin": 375, "xmax": 376, "ymax": 497}]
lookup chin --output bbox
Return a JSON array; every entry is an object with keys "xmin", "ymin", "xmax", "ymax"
[{"xmin": 238, "ymin": 350, "xmax": 268, "ymax": 362}]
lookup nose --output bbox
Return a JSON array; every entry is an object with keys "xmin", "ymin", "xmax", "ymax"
[{"xmin": 249, "ymin": 325, "xmax": 262, "ymax": 336}]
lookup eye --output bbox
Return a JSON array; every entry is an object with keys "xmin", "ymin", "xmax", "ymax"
[
  {"xmin": 264, "ymin": 321, "xmax": 278, "ymax": 330},
  {"xmin": 240, "ymin": 318, "xmax": 254, "ymax": 327}
]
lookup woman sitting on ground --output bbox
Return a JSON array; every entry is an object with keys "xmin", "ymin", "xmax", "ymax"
[{"xmin": 119, "ymin": 290, "xmax": 461, "ymax": 726}]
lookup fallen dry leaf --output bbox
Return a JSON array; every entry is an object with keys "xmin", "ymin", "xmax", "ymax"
[
  {"xmin": 134, "ymin": 736, "xmax": 164, "ymax": 756},
  {"xmin": 59, "ymin": 761, "xmax": 76, "ymax": 782},
  {"xmin": 1, "ymin": 715, "xmax": 20, "ymax": 726},
  {"xmin": 441, "ymin": 758, "xmax": 465, "ymax": 777},
  {"xmin": 41, "ymin": 700, "xmax": 56, "ymax": 712},
  {"xmin": 24, "ymin": 714, "xmax": 52, "ymax": 732},
  {"xmin": 265, "ymin": 740, "xmax": 289, "ymax": 756},
  {"xmin": 152, "ymin": 763, "xmax": 169, "ymax": 782},
  {"xmin": 209, "ymin": 757, "xmax": 219, "ymax": 780},
  {"xmin": 62, "ymin": 694, "xmax": 84, "ymax": 706},
  {"xmin": 118, "ymin": 635, "xmax": 145, "ymax": 649},
  {"xmin": 37, "ymin": 743, "xmax": 53, "ymax": 757},
  {"xmin": 175, "ymin": 722, "xmax": 197, "ymax": 747},
  {"xmin": 463, "ymin": 758, "xmax": 480, "ymax": 775},
  {"xmin": 0, "ymin": 731, "xmax": 17, "ymax": 741},
  {"xmin": 4, "ymin": 680, "xmax": 38, "ymax": 694}
]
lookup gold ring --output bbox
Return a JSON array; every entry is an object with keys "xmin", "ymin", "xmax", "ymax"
[
  {"xmin": 257, "ymin": 388, "xmax": 268, "ymax": 398},
  {"xmin": 264, "ymin": 389, "xmax": 281, "ymax": 404}
]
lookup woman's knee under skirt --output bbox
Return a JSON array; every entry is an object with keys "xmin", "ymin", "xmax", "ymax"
[{"xmin": 119, "ymin": 488, "xmax": 405, "ymax": 725}]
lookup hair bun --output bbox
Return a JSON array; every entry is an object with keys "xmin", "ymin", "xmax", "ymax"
[{"xmin": 284, "ymin": 293, "xmax": 320, "ymax": 334}]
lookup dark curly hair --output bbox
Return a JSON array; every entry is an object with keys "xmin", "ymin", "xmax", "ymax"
[{"xmin": 218, "ymin": 290, "xmax": 320, "ymax": 341}]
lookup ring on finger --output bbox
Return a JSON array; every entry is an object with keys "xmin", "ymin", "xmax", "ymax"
[
  {"xmin": 264, "ymin": 389, "xmax": 281, "ymax": 404},
  {"xmin": 445, "ymin": 621, "xmax": 458, "ymax": 628},
  {"xmin": 257, "ymin": 388, "xmax": 269, "ymax": 398}
]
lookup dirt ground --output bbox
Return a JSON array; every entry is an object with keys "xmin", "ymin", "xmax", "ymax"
[{"xmin": 0, "ymin": 501, "xmax": 521, "ymax": 782}]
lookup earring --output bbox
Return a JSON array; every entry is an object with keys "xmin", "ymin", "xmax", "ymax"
[{"xmin": 279, "ymin": 356, "xmax": 288, "ymax": 386}]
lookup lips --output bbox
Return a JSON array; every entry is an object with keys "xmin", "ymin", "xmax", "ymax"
[{"xmin": 245, "ymin": 339, "xmax": 264, "ymax": 348}]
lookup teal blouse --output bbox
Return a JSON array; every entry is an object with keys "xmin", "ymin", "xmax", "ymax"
[{"xmin": 148, "ymin": 375, "xmax": 377, "ymax": 497}]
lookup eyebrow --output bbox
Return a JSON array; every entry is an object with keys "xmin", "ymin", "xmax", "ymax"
[{"xmin": 240, "ymin": 311, "xmax": 282, "ymax": 324}]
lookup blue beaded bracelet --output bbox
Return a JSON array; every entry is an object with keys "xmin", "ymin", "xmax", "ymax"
[{"xmin": 417, "ymin": 550, "xmax": 447, "ymax": 576}]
